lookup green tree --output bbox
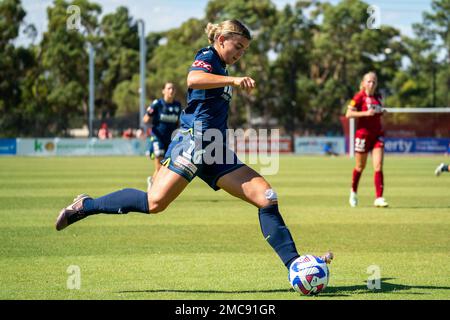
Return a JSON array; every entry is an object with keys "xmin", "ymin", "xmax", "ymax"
[
  {"xmin": 270, "ymin": 1, "xmax": 315, "ymax": 133},
  {"xmin": 146, "ymin": 18, "xmax": 205, "ymax": 105},
  {"xmin": 386, "ymin": 0, "xmax": 449, "ymax": 108},
  {"xmin": 0, "ymin": 0, "xmax": 27, "ymax": 137},
  {"xmin": 305, "ymin": 0, "xmax": 402, "ymax": 133},
  {"xmin": 37, "ymin": 0, "xmax": 101, "ymax": 135},
  {"xmin": 98, "ymin": 6, "xmax": 140, "ymax": 119}
]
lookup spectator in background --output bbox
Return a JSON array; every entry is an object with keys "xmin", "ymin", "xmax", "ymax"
[
  {"xmin": 122, "ymin": 128, "xmax": 135, "ymax": 139},
  {"xmin": 98, "ymin": 122, "xmax": 112, "ymax": 139},
  {"xmin": 135, "ymin": 127, "xmax": 146, "ymax": 140}
]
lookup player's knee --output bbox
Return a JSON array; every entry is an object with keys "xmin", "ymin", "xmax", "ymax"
[
  {"xmin": 258, "ymin": 188, "xmax": 278, "ymax": 208},
  {"xmin": 148, "ymin": 196, "xmax": 168, "ymax": 214},
  {"xmin": 374, "ymin": 164, "xmax": 383, "ymax": 172}
]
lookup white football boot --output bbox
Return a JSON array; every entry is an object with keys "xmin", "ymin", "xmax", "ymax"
[
  {"xmin": 349, "ymin": 190, "xmax": 358, "ymax": 207},
  {"xmin": 434, "ymin": 163, "xmax": 445, "ymax": 177},
  {"xmin": 374, "ymin": 197, "xmax": 389, "ymax": 207}
]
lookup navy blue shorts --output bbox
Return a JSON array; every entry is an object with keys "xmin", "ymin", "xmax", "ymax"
[
  {"xmin": 148, "ymin": 134, "xmax": 171, "ymax": 159},
  {"xmin": 161, "ymin": 128, "xmax": 244, "ymax": 190}
]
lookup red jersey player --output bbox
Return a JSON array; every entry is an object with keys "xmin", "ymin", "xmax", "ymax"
[{"xmin": 345, "ymin": 72, "xmax": 388, "ymax": 208}]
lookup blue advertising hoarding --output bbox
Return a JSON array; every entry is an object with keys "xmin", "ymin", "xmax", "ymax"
[
  {"xmin": 384, "ymin": 138, "xmax": 450, "ymax": 154},
  {"xmin": 0, "ymin": 139, "xmax": 17, "ymax": 155}
]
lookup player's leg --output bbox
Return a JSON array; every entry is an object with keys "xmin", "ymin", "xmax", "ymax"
[
  {"xmin": 147, "ymin": 136, "xmax": 165, "ymax": 189},
  {"xmin": 216, "ymin": 165, "xmax": 331, "ymax": 269},
  {"xmin": 147, "ymin": 155, "xmax": 163, "ymax": 190},
  {"xmin": 55, "ymin": 166, "xmax": 189, "ymax": 230},
  {"xmin": 56, "ymin": 131, "xmax": 194, "ymax": 231},
  {"xmin": 350, "ymin": 151, "xmax": 368, "ymax": 207},
  {"xmin": 435, "ymin": 163, "xmax": 449, "ymax": 176},
  {"xmin": 372, "ymin": 145, "xmax": 388, "ymax": 207},
  {"xmin": 147, "ymin": 165, "xmax": 189, "ymax": 213}
]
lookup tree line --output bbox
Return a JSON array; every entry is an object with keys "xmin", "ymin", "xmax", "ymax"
[{"xmin": 0, "ymin": 0, "xmax": 448, "ymax": 137}]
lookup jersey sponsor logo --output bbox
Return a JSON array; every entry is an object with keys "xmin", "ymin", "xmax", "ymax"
[
  {"xmin": 221, "ymin": 85, "xmax": 233, "ymax": 101},
  {"xmin": 159, "ymin": 114, "xmax": 179, "ymax": 123},
  {"xmin": 192, "ymin": 60, "xmax": 212, "ymax": 72},
  {"xmin": 350, "ymin": 99, "xmax": 356, "ymax": 106}
]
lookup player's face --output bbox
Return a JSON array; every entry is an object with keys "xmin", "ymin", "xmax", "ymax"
[
  {"xmin": 363, "ymin": 75, "xmax": 377, "ymax": 94},
  {"xmin": 162, "ymin": 83, "xmax": 176, "ymax": 101},
  {"xmin": 217, "ymin": 34, "xmax": 250, "ymax": 65}
]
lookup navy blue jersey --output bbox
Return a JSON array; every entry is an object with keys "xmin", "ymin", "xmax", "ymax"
[
  {"xmin": 147, "ymin": 98, "xmax": 182, "ymax": 142},
  {"xmin": 182, "ymin": 46, "xmax": 233, "ymax": 134}
]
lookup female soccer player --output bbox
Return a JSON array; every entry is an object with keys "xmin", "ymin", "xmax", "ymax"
[
  {"xmin": 55, "ymin": 20, "xmax": 332, "ymax": 271},
  {"xmin": 346, "ymin": 71, "xmax": 388, "ymax": 208},
  {"xmin": 143, "ymin": 82, "xmax": 182, "ymax": 189}
]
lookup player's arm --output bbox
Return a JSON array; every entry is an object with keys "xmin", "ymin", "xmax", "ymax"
[
  {"xmin": 345, "ymin": 106, "xmax": 375, "ymax": 118},
  {"xmin": 187, "ymin": 70, "xmax": 255, "ymax": 94},
  {"xmin": 143, "ymin": 101, "xmax": 158, "ymax": 124},
  {"xmin": 378, "ymin": 97, "xmax": 388, "ymax": 115},
  {"xmin": 143, "ymin": 112, "xmax": 151, "ymax": 124},
  {"xmin": 345, "ymin": 99, "xmax": 375, "ymax": 118}
]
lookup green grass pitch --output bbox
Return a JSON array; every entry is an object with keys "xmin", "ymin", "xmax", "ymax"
[{"xmin": 0, "ymin": 155, "xmax": 449, "ymax": 300}]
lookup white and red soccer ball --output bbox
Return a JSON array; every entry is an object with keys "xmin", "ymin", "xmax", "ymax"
[{"xmin": 288, "ymin": 255, "xmax": 330, "ymax": 295}]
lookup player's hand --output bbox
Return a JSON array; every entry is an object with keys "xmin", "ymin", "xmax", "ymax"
[
  {"xmin": 233, "ymin": 76, "xmax": 256, "ymax": 94},
  {"xmin": 366, "ymin": 109, "xmax": 376, "ymax": 116}
]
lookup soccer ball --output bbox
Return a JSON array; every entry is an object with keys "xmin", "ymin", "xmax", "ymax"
[{"xmin": 288, "ymin": 255, "xmax": 330, "ymax": 295}]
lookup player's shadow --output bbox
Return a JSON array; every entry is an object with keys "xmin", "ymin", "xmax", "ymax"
[
  {"xmin": 319, "ymin": 278, "xmax": 450, "ymax": 297},
  {"xmin": 178, "ymin": 199, "xmax": 238, "ymax": 203},
  {"xmin": 119, "ymin": 278, "xmax": 450, "ymax": 297},
  {"xmin": 118, "ymin": 288, "xmax": 291, "ymax": 294},
  {"xmin": 392, "ymin": 205, "xmax": 450, "ymax": 209}
]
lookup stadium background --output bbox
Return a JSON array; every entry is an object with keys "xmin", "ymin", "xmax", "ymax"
[
  {"xmin": 0, "ymin": 0, "xmax": 449, "ymax": 303},
  {"xmin": 0, "ymin": 0, "xmax": 449, "ymax": 145}
]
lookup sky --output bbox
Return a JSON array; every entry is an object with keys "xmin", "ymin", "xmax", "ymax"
[{"xmin": 16, "ymin": 0, "xmax": 433, "ymax": 47}]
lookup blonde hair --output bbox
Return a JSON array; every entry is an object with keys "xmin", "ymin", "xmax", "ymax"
[
  {"xmin": 205, "ymin": 19, "xmax": 252, "ymax": 44},
  {"xmin": 359, "ymin": 71, "xmax": 378, "ymax": 91}
]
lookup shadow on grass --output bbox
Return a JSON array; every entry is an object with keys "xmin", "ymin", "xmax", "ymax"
[
  {"xmin": 390, "ymin": 206, "xmax": 450, "ymax": 209},
  {"xmin": 118, "ymin": 288, "xmax": 291, "ymax": 294},
  {"xmin": 320, "ymin": 278, "xmax": 450, "ymax": 297},
  {"xmin": 118, "ymin": 278, "xmax": 450, "ymax": 297}
]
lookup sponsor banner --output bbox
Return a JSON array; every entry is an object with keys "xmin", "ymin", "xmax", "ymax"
[
  {"xmin": 294, "ymin": 137, "xmax": 345, "ymax": 155},
  {"xmin": 0, "ymin": 139, "xmax": 17, "ymax": 155},
  {"xmin": 17, "ymin": 138, "xmax": 57, "ymax": 156},
  {"xmin": 233, "ymin": 136, "xmax": 292, "ymax": 154},
  {"xmin": 16, "ymin": 138, "xmax": 147, "ymax": 156},
  {"xmin": 384, "ymin": 138, "xmax": 450, "ymax": 153}
]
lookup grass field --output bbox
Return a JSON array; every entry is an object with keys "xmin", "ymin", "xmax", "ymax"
[{"xmin": 0, "ymin": 155, "xmax": 449, "ymax": 300}]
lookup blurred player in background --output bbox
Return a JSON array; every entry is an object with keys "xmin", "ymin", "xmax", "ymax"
[
  {"xmin": 346, "ymin": 71, "xmax": 388, "ymax": 208},
  {"xmin": 435, "ymin": 163, "xmax": 449, "ymax": 176},
  {"xmin": 324, "ymin": 142, "xmax": 339, "ymax": 157},
  {"xmin": 55, "ymin": 19, "xmax": 332, "ymax": 273},
  {"xmin": 143, "ymin": 82, "xmax": 182, "ymax": 189}
]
